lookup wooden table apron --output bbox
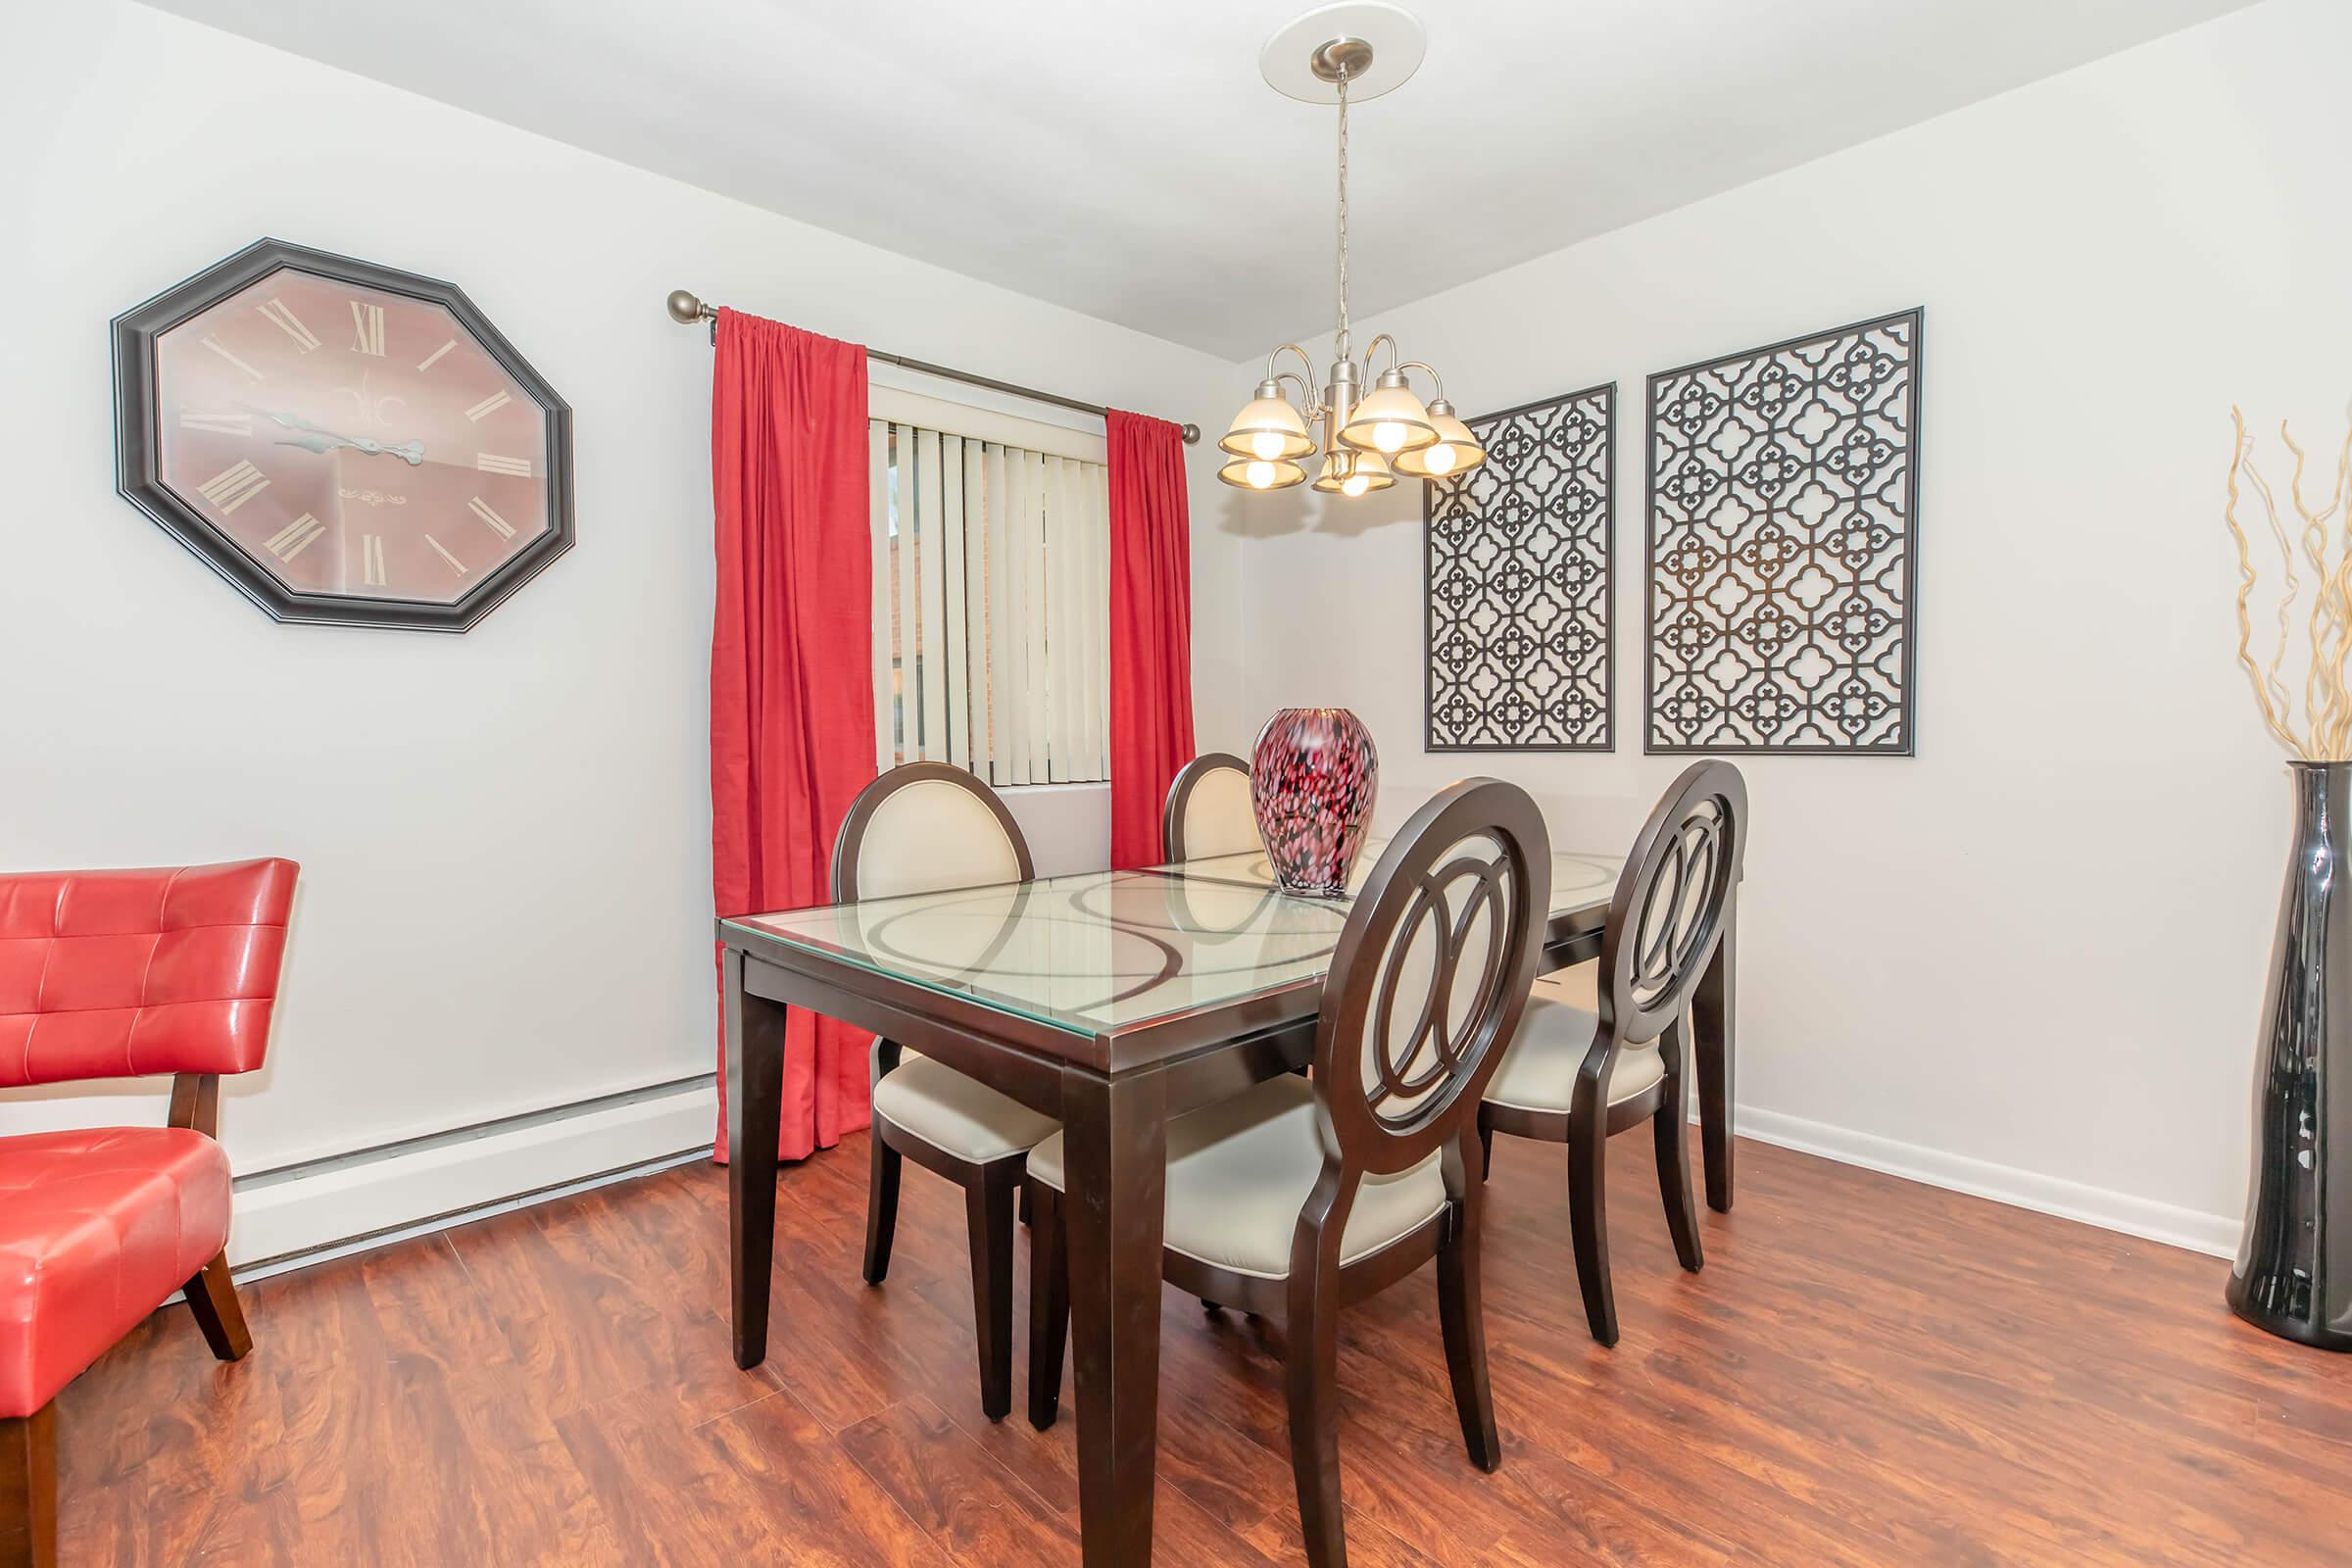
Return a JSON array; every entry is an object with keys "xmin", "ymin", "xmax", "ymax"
[{"xmin": 718, "ymin": 886, "xmax": 1739, "ymax": 1568}]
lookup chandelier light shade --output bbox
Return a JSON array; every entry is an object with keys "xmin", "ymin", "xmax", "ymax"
[
  {"xmin": 1391, "ymin": 396, "xmax": 1488, "ymax": 479},
  {"xmin": 1221, "ymin": 453, "xmax": 1311, "ymax": 491},
  {"xmin": 1311, "ymin": 447, "xmax": 1396, "ymax": 497},
  {"xmin": 1219, "ymin": 380, "xmax": 1317, "ymax": 462},
  {"xmin": 1217, "ymin": 6, "xmax": 1483, "ymax": 496},
  {"xmin": 1338, "ymin": 369, "xmax": 1438, "ymax": 455}
]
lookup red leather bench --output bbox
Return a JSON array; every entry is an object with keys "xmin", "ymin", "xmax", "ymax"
[{"xmin": 0, "ymin": 859, "xmax": 297, "ymax": 1568}]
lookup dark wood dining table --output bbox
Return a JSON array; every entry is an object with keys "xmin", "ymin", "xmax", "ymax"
[{"xmin": 717, "ymin": 845, "xmax": 1739, "ymax": 1566}]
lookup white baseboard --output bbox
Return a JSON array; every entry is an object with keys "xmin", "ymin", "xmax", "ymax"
[
  {"xmin": 226, "ymin": 1077, "xmax": 717, "ymax": 1270},
  {"xmin": 1730, "ymin": 1104, "xmax": 2243, "ymax": 1260}
]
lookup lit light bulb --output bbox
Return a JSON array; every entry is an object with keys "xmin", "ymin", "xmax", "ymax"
[
  {"xmin": 1422, "ymin": 444, "xmax": 1458, "ymax": 476},
  {"xmin": 1250, "ymin": 430, "xmax": 1285, "ymax": 461},
  {"xmin": 1246, "ymin": 460, "xmax": 1277, "ymax": 489},
  {"xmin": 1372, "ymin": 420, "xmax": 1408, "ymax": 453},
  {"xmin": 1342, "ymin": 471, "xmax": 1371, "ymax": 498}
]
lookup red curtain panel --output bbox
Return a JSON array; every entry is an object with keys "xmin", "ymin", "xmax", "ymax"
[
  {"xmin": 710, "ymin": 309, "xmax": 877, "ymax": 1162},
  {"xmin": 1106, "ymin": 410, "xmax": 1197, "ymax": 869}
]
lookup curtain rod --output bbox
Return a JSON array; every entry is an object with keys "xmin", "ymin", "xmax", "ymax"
[{"xmin": 664, "ymin": 290, "xmax": 1201, "ymax": 446}]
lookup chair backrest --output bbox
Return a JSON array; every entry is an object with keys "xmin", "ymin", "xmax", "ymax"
[
  {"xmin": 1314, "ymin": 779, "xmax": 1551, "ymax": 1176},
  {"xmin": 832, "ymin": 762, "xmax": 1034, "ymax": 904},
  {"xmin": 1598, "ymin": 760, "xmax": 1747, "ymax": 1048},
  {"xmin": 1162, "ymin": 753, "xmax": 1257, "ymax": 862},
  {"xmin": 0, "ymin": 858, "xmax": 299, "ymax": 1089}
]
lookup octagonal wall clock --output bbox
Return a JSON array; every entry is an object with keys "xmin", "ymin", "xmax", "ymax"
[{"xmin": 114, "ymin": 237, "xmax": 574, "ymax": 631}]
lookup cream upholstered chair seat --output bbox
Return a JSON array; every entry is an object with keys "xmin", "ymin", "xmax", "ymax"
[
  {"xmin": 1484, "ymin": 961, "xmax": 1666, "ymax": 1114},
  {"xmin": 1028, "ymin": 1074, "xmax": 1446, "ymax": 1280},
  {"xmin": 870, "ymin": 1051, "xmax": 1057, "ymax": 1163}
]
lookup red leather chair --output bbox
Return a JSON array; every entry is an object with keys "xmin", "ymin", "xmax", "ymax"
[{"xmin": 0, "ymin": 858, "xmax": 297, "ymax": 1568}]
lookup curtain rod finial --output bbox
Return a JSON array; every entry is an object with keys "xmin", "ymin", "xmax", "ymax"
[
  {"xmin": 667, "ymin": 289, "xmax": 711, "ymax": 324},
  {"xmin": 1182, "ymin": 423, "xmax": 1200, "ymax": 445}
]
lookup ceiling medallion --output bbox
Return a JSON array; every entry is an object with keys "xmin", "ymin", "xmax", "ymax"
[{"xmin": 1218, "ymin": 3, "xmax": 1485, "ymax": 495}]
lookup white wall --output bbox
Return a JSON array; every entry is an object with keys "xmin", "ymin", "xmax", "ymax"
[
  {"xmin": 0, "ymin": 1, "xmax": 1241, "ymax": 1179},
  {"xmin": 1202, "ymin": 0, "xmax": 2349, "ymax": 1252}
]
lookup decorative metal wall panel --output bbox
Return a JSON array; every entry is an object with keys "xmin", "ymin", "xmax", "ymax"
[
  {"xmin": 1425, "ymin": 383, "xmax": 1614, "ymax": 752},
  {"xmin": 1644, "ymin": 308, "xmax": 1922, "ymax": 755}
]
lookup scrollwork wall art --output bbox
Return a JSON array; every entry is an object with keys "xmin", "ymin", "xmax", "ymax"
[
  {"xmin": 1645, "ymin": 309, "xmax": 1922, "ymax": 755},
  {"xmin": 1425, "ymin": 383, "xmax": 1614, "ymax": 752}
]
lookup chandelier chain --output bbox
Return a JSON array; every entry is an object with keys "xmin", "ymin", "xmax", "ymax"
[{"xmin": 1335, "ymin": 62, "xmax": 1351, "ymax": 365}]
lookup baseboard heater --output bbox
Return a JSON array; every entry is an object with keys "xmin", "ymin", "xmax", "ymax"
[{"xmin": 225, "ymin": 1073, "xmax": 718, "ymax": 1278}]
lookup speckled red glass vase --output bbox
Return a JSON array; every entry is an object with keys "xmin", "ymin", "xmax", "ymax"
[{"xmin": 1250, "ymin": 708, "xmax": 1380, "ymax": 899}]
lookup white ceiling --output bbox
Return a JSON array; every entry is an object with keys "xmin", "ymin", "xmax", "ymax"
[{"xmin": 143, "ymin": 0, "xmax": 2255, "ymax": 361}]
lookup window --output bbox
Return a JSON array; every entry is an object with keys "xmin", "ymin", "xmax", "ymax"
[{"xmin": 869, "ymin": 411, "xmax": 1110, "ymax": 785}]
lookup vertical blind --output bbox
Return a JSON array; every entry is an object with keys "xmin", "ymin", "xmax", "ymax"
[{"xmin": 868, "ymin": 420, "xmax": 1112, "ymax": 785}]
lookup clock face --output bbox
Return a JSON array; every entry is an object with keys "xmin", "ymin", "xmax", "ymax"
[
  {"xmin": 116, "ymin": 239, "xmax": 573, "ymax": 631},
  {"xmin": 152, "ymin": 267, "xmax": 551, "ymax": 608}
]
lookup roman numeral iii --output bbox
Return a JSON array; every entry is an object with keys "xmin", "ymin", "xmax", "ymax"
[
  {"xmin": 350, "ymin": 301, "xmax": 386, "ymax": 356},
  {"xmin": 475, "ymin": 453, "xmax": 531, "ymax": 477},
  {"xmin": 257, "ymin": 298, "xmax": 319, "ymax": 352},
  {"xmin": 195, "ymin": 459, "xmax": 269, "ymax": 514},
  {"xmin": 264, "ymin": 514, "xmax": 325, "ymax": 563}
]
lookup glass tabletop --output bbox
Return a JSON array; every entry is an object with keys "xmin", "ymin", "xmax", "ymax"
[{"xmin": 722, "ymin": 846, "xmax": 1625, "ymax": 1042}]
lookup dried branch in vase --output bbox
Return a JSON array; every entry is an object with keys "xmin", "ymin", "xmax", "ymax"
[{"xmin": 2224, "ymin": 408, "xmax": 2352, "ymax": 760}]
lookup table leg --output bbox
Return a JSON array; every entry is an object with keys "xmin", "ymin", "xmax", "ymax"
[
  {"xmin": 1692, "ymin": 886, "xmax": 1738, "ymax": 1213},
  {"xmin": 1059, "ymin": 1064, "xmax": 1168, "ymax": 1567},
  {"xmin": 725, "ymin": 949, "xmax": 788, "ymax": 1368}
]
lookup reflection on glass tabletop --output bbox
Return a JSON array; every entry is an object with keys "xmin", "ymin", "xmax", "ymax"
[{"xmin": 723, "ymin": 846, "xmax": 1625, "ymax": 1040}]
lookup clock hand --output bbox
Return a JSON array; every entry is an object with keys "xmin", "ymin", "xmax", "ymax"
[{"xmin": 265, "ymin": 419, "xmax": 427, "ymax": 466}]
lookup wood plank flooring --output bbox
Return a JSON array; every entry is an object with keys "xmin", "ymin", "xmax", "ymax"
[{"xmin": 47, "ymin": 1128, "xmax": 2352, "ymax": 1565}]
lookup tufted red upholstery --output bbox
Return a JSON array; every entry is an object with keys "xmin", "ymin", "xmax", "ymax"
[
  {"xmin": 0, "ymin": 858, "xmax": 297, "ymax": 1089},
  {"xmin": 0, "ymin": 1128, "xmax": 233, "ymax": 1418}
]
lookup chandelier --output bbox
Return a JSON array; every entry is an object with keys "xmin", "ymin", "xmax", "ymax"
[{"xmin": 1217, "ymin": 7, "xmax": 1485, "ymax": 495}]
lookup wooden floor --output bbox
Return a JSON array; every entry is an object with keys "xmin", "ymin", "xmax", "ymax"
[{"xmin": 47, "ymin": 1127, "xmax": 2352, "ymax": 1565}]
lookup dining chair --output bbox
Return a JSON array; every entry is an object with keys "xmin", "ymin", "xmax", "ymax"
[
  {"xmin": 1028, "ymin": 778, "xmax": 1552, "ymax": 1568},
  {"xmin": 1478, "ymin": 760, "xmax": 1748, "ymax": 1348},
  {"xmin": 838, "ymin": 761, "xmax": 1058, "ymax": 1422},
  {"xmin": 1161, "ymin": 751, "xmax": 1258, "ymax": 861}
]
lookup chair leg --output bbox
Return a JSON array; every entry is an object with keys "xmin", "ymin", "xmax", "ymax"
[
  {"xmin": 0, "ymin": 1400, "xmax": 57, "ymax": 1568},
  {"xmin": 1027, "ymin": 1185, "xmax": 1069, "ymax": 1431},
  {"xmin": 862, "ymin": 1126, "xmax": 903, "ymax": 1286},
  {"xmin": 1284, "ymin": 1261, "xmax": 1348, "ymax": 1568},
  {"xmin": 1437, "ymin": 1200, "xmax": 1501, "ymax": 1473},
  {"xmin": 182, "ymin": 1250, "xmax": 251, "ymax": 1361},
  {"xmin": 1567, "ymin": 1121, "xmax": 1619, "ymax": 1348},
  {"xmin": 1654, "ymin": 1034, "xmax": 1704, "ymax": 1273},
  {"xmin": 965, "ymin": 1159, "xmax": 1018, "ymax": 1422}
]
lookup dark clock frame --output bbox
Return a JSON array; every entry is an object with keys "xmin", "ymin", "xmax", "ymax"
[{"xmin": 112, "ymin": 236, "xmax": 575, "ymax": 633}]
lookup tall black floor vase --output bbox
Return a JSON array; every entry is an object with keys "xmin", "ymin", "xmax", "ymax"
[{"xmin": 2230, "ymin": 760, "xmax": 2352, "ymax": 1348}]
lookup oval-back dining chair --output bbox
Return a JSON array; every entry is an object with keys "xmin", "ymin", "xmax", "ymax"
[
  {"xmin": 1160, "ymin": 752, "xmax": 1258, "ymax": 862},
  {"xmin": 836, "ymin": 761, "xmax": 1057, "ymax": 1422},
  {"xmin": 1029, "ymin": 778, "xmax": 1551, "ymax": 1568},
  {"xmin": 1479, "ymin": 759, "xmax": 1748, "ymax": 1347}
]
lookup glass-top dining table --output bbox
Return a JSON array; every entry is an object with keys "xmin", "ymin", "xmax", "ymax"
[{"xmin": 717, "ymin": 843, "xmax": 1740, "ymax": 1567}]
